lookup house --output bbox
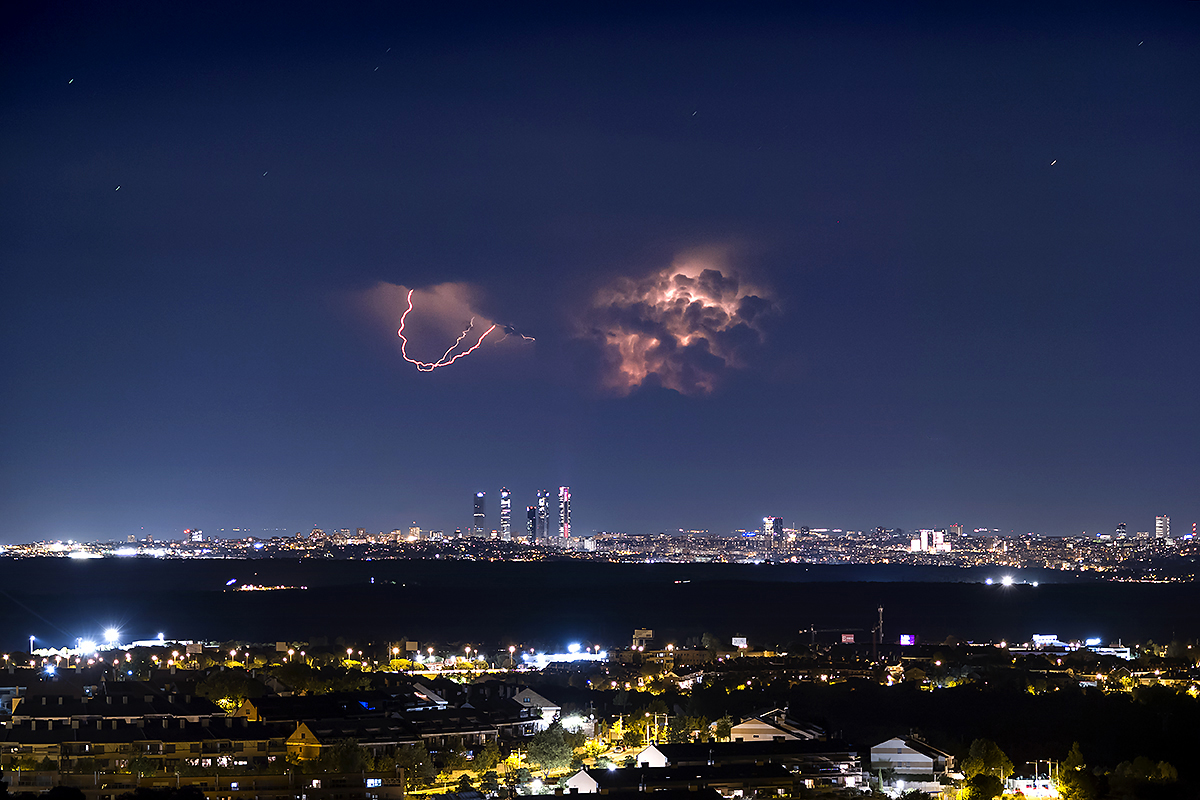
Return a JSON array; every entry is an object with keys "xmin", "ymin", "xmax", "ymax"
[
  {"xmin": 401, "ymin": 707, "xmax": 499, "ymax": 754},
  {"xmin": 634, "ymin": 740, "xmax": 864, "ymax": 788},
  {"xmin": 289, "ymin": 718, "xmax": 421, "ymax": 762},
  {"xmin": 408, "ymin": 682, "xmax": 450, "ymax": 711},
  {"xmin": 564, "ymin": 764, "xmax": 795, "ymax": 797},
  {"xmin": 511, "ymin": 688, "xmax": 559, "ymax": 730},
  {"xmin": 870, "ymin": 737, "xmax": 953, "ymax": 775},
  {"xmin": 0, "ymin": 716, "xmax": 290, "ymax": 773},
  {"xmin": 234, "ymin": 691, "xmax": 394, "ymax": 722},
  {"xmin": 729, "ymin": 708, "xmax": 822, "ymax": 742}
]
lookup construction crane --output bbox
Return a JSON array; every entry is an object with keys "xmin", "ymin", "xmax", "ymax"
[{"xmin": 798, "ymin": 625, "xmax": 863, "ymax": 645}]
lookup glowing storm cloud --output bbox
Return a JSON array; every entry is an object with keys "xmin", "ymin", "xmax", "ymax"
[{"xmin": 582, "ymin": 254, "xmax": 775, "ymax": 395}]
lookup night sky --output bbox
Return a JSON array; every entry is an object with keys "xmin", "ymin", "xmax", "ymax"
[{"xmin": 3, "ymin": 2, "xmax": 1198, "ymax": 543}]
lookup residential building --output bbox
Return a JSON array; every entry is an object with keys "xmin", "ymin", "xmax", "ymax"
[{"xmin": 869, "ymin": 736, "xmax": 953, "ymax": 776}]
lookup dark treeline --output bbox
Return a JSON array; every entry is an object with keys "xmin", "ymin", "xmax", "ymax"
[{"xmin": 3, "ymin": 558, "xmax": 1199, "ymax": 651}]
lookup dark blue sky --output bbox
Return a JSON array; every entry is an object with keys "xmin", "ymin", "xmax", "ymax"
[{"xmin": 2, "ymin": 2, "xmax": 1198, "ymax": 542}]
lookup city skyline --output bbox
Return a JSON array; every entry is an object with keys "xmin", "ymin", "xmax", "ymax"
[{"xmin": 2, "ymin": 2, "xmax": 1198, "ymax": 543}]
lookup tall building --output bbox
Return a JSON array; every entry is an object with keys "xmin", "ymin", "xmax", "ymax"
[
  {"xmin": 558, "ymin": 486, "xmax": 572, "ymax": 540},
  {"xmin": 473, "ymin": 492, "xmax": 486, "ymax": 537},
  {"xmin": 762, "ymin": 516, "xmax": 783, "ymax": 550},
  {"xmin": 499, "ymin": 487, "xmax": 512, "ymax": 541},
  {"xmin": 1155, "ymin": 515, "xmax": 1170, "ymax": 540},
  {"xmin": 526, "ymin": 506, "xmax": 537, "ymax": 541},
  {"xmin": 1116, "ymin": 522, "xmax": 1127, "ymax": 539},
  {"xmin": 535, "ymin": 490, "xmax": 550, "ymax": 542}
]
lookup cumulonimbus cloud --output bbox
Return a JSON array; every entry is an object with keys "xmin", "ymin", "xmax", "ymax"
[{"xmin": 579, "ymin": 252, "xmax": 775, "ymax": 395}]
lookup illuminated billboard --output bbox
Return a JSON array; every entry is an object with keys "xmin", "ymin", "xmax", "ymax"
[{"xmin": 899, "ymin": 634, "xmax": 917, "ymax": 646}]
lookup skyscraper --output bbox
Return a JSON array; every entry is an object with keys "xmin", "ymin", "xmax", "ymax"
[
  {"xmin": 1116, "ymin": 522, "xmax": 1127, "ymax": 539},
  {"xmin": 535, "ymin": 490, "xmax": 550, "ymax": 542},
  {"xmin": 1155, "ymin": 515, "xmax": 1170, "ymax": 540},
  {"xmin": 762, "ymin": 516, "xmax": 783, "ymax": 550},
  {"xmin": 473, "ymin": 492, "xmax": 485, "ymax": 537},
  {"xmin": 558, "ymin": 486, "xmax": 571, "ymax": 541},
  {"xmin": 499, "ymin": 487, "xmax": 512, "ymax": 541},
  {"xmin": 526, "ymin": 506, "xmax": 537, "ymax": 541}
]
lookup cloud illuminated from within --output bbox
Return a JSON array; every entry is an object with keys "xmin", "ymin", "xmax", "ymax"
[{"xmin": 580, "ymin": 253, "xmax": 775, "ymax": 395}]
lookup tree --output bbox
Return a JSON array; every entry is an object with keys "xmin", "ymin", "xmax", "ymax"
[
  {"xmin": 713, "ymin": 715, "xmax": 733, "ymax": 742},
  {"xmin": 440, "ymin": 748, "xmax": 469, "ymax": 776},
  {"xmin": 475, "ymin": 740, "xmax": 502, "ymax": 774},
  {"xmin": 395, "ymin": 743, "xmax": 438, "ymax": 790},
  {"xmin": 665, "ymin": 717, "xmax": 690, "ymax": 744},
  {"xmin": 526, "ymin": 721, "xmax": 573, "ymax": 773},
  {"xmin": 195, "ymin": 670, "xmax": 265, "ymax": 710},
  {"xmin": 961, "ymin": 774, "xmax": 1003, "ymax": 800},
  {"xmin": 1055, "ymin": 742, "xmax": 1097, "ymax": 800},
  {"xmin": 124, "ymin": 754, "xmax": 157, "ymax": 776},
  {"xmin": 320, "ymin": 739, "xmax": 372, "ymax": 773},
  {"xmin": 480, "ymin": 771, "xmax": 500, "ymax": 793},
  {"xmin": 960, "ymin": 739, "xmax": 1014, "ymax": 781}
]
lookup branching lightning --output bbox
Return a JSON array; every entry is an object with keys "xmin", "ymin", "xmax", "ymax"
[{"xmin": 397, "ymin": 289, "xmax": 498, "ymax": 371}]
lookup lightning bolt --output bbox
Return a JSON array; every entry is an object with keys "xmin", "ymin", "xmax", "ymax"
[{"xmin": 397, "ymin": 289, "xmax": 498, "ymax": 371}]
